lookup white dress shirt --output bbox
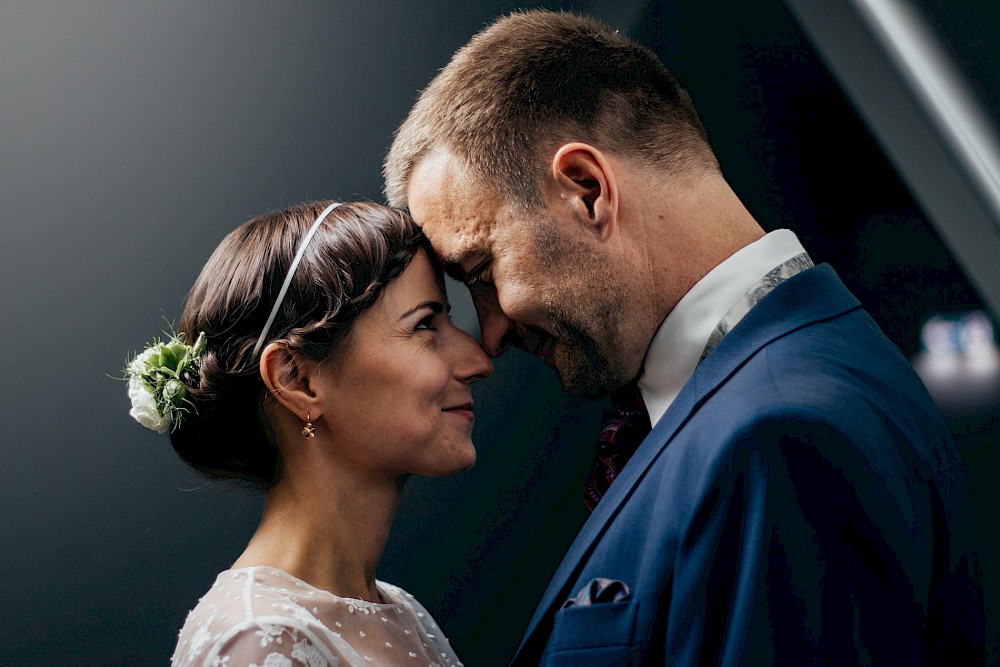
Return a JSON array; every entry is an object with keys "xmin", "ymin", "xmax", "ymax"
[{"xmin": 638, "ymin": 229, "xmax": 808, "ymax": 427}]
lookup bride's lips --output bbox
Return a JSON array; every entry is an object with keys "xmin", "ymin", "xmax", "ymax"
[{"xmin": 443, "ymin": 403, "xmax": 475, "ymax": 420}]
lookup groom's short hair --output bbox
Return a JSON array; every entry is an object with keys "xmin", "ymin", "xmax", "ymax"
[{"xmin": 384, "ymin": 9, "xmax": 718, "ymax": 210}]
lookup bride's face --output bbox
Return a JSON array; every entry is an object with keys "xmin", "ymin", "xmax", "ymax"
[{"xmin": 314, "ymin": 249, "xmax": 493, "ymax": 479}]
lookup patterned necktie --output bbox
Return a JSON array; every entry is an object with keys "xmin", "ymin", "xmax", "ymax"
[{"xmin": 583, "ymin": 383, "xmax": 651, "ymax": 512}]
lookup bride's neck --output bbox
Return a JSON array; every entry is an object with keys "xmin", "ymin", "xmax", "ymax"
[{"xmin": 232, "ymin": 465, "xmax": 401, "ymax": 603}]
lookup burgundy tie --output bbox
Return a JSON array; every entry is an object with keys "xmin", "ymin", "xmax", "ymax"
[{"xmin": 584, "ymin": 383, "xmax": 652, "ymax": 512}]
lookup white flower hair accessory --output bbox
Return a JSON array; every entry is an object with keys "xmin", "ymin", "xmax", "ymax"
[{"xmin": 124, "ymin": 331, "xmax": 207, "ymax": 433}]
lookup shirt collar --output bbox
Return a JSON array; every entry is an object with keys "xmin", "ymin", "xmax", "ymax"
[{"xmin": 637, "ymin": 229, "xmax": 808, "ymax": 427}]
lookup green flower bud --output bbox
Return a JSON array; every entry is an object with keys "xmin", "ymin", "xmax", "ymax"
[
  {"xmin": 163, "ymin": 379, "xmax": 187, "ymax": 403},
  {"xmin": 126, "ymin": 330, "xmax": 208, "ymax": 433},
  {"xmin": 192, "ymin": 331, "xmax": 207, "ymax": 357}
]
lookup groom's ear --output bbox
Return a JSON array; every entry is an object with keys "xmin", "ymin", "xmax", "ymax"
[{"xmin": 547, "ymin": 142, "xmax": 618, "ymax": 242}]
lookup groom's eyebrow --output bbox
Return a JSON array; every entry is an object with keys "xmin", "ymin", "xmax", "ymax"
[
  {"xmin": 440, "ymin": 252, "xmax": 489, "ymax": 285},
  {"xmin": 443, "ymin": 262, "xmax": 471, "ymax": 283}
]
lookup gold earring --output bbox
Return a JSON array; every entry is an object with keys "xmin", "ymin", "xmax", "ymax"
[{"xmin": 302, "ymin": 413, "xmax": 316, "ymax": 438}]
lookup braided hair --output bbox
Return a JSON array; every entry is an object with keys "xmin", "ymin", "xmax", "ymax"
[{"xmin": 170, "ymin": 201, "xmax": 428, "ymax": 489}]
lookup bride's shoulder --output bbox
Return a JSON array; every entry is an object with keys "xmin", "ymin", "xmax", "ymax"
[{"xmin": 170, "ymin": 567, "xmax": 340, "ymax": 667}]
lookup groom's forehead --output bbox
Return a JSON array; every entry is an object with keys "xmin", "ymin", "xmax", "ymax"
[
  {"xmin": 408, "ymin": 152, "xmax": 499, "ymax": 256},
  {"xmin": 425, "ymin": 218, "xmax": 494, "ymax": 270}
]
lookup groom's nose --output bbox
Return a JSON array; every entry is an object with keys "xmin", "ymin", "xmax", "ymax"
[{"xmin": 473, "ymin": 291, "xmax": 515, "ymax": 357}]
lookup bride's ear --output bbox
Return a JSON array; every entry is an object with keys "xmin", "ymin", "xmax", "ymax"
[{"xmin": 259, "ymin": 342, "xmax": 320, "ymax": 421}]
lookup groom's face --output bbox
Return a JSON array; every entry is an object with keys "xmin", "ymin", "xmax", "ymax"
[{"xmin": 406, "ymin": 147, "xmax": 629, "ymax": 399}]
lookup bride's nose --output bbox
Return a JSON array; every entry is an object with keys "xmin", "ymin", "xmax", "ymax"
[{"xmin": 454, "ymin": 330, "xmax": 494, "ymax": 383}]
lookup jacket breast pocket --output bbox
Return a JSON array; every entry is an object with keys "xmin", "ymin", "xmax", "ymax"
[{"xmin": 543, "ymin": 599, "xmax": 640, "ymax": 666}]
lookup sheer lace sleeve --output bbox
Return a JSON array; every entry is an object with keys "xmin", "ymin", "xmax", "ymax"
[{"xmin": 203, "ymin": 621, "xmax": 342, "ymax": 667}]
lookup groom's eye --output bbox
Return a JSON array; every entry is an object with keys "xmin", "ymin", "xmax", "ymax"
[{"xmin": 466, "ymin": 262, "xmax": 492, "ymax": 286}]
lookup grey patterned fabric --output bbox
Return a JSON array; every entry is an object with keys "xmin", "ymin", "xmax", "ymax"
[{"xmin": 700, "ymin": 252, "xmax": 814, "ymax": 362}]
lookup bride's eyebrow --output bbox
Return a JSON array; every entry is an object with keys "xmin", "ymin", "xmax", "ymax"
[{"xmin": 399, "ymin": 300, "xmax": 446, "ymax": 320}]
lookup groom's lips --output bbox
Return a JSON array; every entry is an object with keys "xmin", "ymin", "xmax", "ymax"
[{"xmin": 535, "ymin": 336, "xmax": 556, "ymax": 368}]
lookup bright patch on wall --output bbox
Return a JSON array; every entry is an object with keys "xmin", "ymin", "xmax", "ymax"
[{"xmin": 912, "ymin": 310, "xmax": 1000, "ymax": 416}]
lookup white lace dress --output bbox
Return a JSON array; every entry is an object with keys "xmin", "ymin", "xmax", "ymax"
[{"xmin": 171, "ymin": 567, "xmax": 464, "ymax": 667}]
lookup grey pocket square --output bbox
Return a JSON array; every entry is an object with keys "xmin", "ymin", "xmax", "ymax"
[{"xmin": 561, "ymin": 577, "xmax": 632, "ymax": 609}]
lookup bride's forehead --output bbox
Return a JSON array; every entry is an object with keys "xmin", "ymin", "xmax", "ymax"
[{"xmin": 385, "ymin": 251, "xmax": 442, "ymax": 295}]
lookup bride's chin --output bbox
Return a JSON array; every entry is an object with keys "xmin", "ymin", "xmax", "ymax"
[
  {"xmin": 408, "ymin": 440, "xmax": 478, "ymax": 478},
  {"xmin": 444, "ymin": 447, "xmax": 478, "ymax": 476},
  {"xmin": 460, "ymin": 444, "xmax": 478, "ymax": 472}
]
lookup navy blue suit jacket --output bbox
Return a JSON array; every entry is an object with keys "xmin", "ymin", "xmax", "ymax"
[{"xmin": 511, "ymin": 265, "xmax": 983, "ymax": 666}]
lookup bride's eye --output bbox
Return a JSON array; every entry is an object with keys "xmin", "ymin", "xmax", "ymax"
[{"xmin": 415, "ymin": 313, "xmax": 438, "ymax": 331}]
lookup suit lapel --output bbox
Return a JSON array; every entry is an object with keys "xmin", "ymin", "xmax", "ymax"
[{"xmin": 512, "ymin": 265, "xmax": 861, "ymax": 663}]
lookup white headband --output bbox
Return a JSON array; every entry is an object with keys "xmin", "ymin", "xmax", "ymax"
[{"xmin": 252, "ymin": 202, "xmax": 342, "ymax": 357}]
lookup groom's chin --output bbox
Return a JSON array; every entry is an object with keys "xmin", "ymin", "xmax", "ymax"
[{"xmin": 554, "ymin": 357, "xmax": 617, "ymax": 402}]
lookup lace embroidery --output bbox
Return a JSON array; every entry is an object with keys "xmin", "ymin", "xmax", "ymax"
[
  {"xmin": 171, "ymin": 567, "xmax": 462, "ymax": 667},
  {"xmin": 252, "ymin": 654, "xmax": 292, "ymax": 667}
]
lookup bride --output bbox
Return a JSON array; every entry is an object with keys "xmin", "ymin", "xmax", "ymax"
[{"xmin": 125, "ymin": 201, "xmax": 492, "ymax": 666}]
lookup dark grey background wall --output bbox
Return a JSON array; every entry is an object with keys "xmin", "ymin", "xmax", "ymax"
[{"xmin": 1, "ymin": 1, "xmax": 996, "ymax": 665}]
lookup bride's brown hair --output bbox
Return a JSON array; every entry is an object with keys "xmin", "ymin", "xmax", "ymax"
[{"xmin": 170, "ymin": 201, "xmax": 427, "ymax": 489}]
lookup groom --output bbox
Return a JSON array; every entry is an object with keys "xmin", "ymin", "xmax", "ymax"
[{"xmin": 385, "ymin": 10, "xmax": 984, "ymax": 665}]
